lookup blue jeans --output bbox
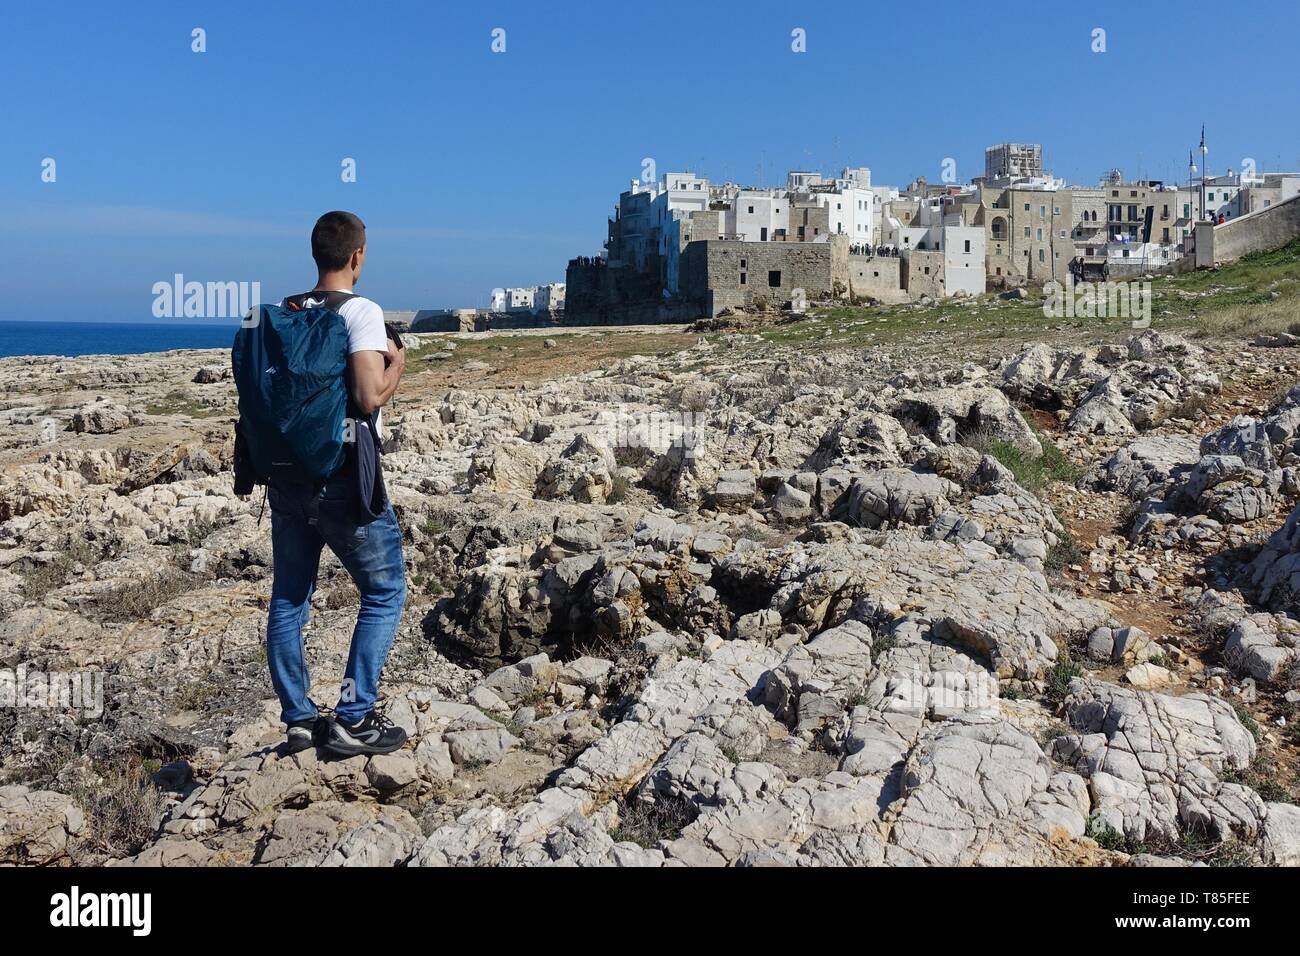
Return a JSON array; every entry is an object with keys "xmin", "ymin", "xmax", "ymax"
[{"xmin": 265, "ymin": 474, "xmax": 406, "ymax": 725}]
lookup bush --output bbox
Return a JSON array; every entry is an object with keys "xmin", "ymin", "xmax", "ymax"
[
  {"xmin": 97, "ymin": 571, "xmax": 196, "ymax": 621},
  {"xmin": 607, "ymin": 472, "xmax": 632, "ymax": 504},
  {"xmin": 71, "ymin": 757, "xmax": 165, "ymax": 856},
  {"xmin": 967, "ymin": 428, "xmax": 1082, "ymax": 494},
  {"xmin": 1046, "ymin": 653, "xmax": 1084, "ymax": 702},
  {"xmin": 609, "ymin": 797, "xmax": 694, "ymax": 848},
  {"xmin": 1045, "ymin": 527, "xmax": 1085, "ymax": 574}
]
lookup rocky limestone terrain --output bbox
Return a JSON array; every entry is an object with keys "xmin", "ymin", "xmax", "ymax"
[{"xmin": 2, "ymin": 321, "xmax": 1299, "ymax": 868}]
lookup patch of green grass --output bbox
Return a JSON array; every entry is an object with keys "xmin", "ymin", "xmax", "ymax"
[
  {"xmin": 870, "ymin": 632, "xmax": 898, "ymax": 658},
  {"xmin": 143, "ymin": 390, "xmax": 229, "ymax": 418},
  {"xmin": 1038, "ymin": 719, "xmax": 1071, "ymax": 751},
  {"xmin": 1046, "ymin": 653, "xmax": 1085, "ymax": 702},
  {"xmin": 1231, "ymin": 701, "xmax": 1262, "ymax": 743},
  {"xmin": 974, "ymin": 428, "xmax": 1083, "ymax": 494},
  {"xmin": 1044, "ymin": 527, "xmax": 1086, "ymax": 575},
  {"xmin": 1085, "ymin": 818, "xmax": 1126, "ymax": 851},
  {"xmin": 1223, "ymin": 757, "xmax": 1296, "ymax": 804}
]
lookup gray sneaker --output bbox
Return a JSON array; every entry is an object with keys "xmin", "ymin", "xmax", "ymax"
[
  {"xmin": 322, "ymin": 711, "xmax": 407, "ymax": 756},
  {"xmin": 282, "ymin": 717, "xmax": 326, "ymax": 755}
]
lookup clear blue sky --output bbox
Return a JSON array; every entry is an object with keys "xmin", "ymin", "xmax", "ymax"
[{"xmin": 3, "ymin": 0, "xmax": 1298, "ymax": 322}]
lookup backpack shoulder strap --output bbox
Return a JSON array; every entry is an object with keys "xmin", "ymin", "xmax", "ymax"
[{"xmin": 283, "ymin": 290, "xmax": 359, "ymax": 313}]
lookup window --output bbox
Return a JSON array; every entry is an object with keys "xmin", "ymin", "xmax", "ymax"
[
  {"xmin": 1038, "ymin": 249, "xmax": 1045, "ymax": 262},
  {"xmin": 1023, "ymin": 226, "xmax": 1031, "ymax": 237},
  {"xmin": 1036, "ymin": 228, "xmax": 1043, "ymax": 240},
  {"xmin": 1039, "ymin": 205, "xmax": 1046, "ymax": 219},
  {"xmin": 1111, "ymin": 190, "xmax": 1119, "ymax": 197},
  {"xmin": 1208, "ymin": 192, "xmax": 1215, "ymax": 202},
  {"xmin": 964, "ymin": 239, "xmax": 971, "ymax": 253},
  {"xmin": 1183, "ymin": 203, "xmax": 1190, "ymax": 217},
  {"xmin": 739, "ymin": 272, "xmax": 746, "ymax": 285},
  {"xmin": 747, "ymin": 205, "xmax": 754, "ymax": 214},
  {"xmin": 767, "ymin": 270, "xmax": 781, "ymax": 287},
  {"xmin": 740, "ymin": 258, "xmax": 746, "ymax": 268},
  {"xmin": 1059, "ymin": 230, "xmax": 1065, "ymax": 238},
  {"xmin": 1130, "ymin": 190, "xmax": 1137, "ymax": 197},
  {"xmin": 1053, "ymin": 206, "xmax": 1060, "ymax": 215},
  {"xmin": 1128, "ymin": 205, "xmax": 1138, "ymax": 221},
  {"xmin": 1023, "ymin": 203, "xmax": 1030, "ymax": 211},
  {"xmin": 924, "ymin": 266, "xmax": 930, "ymax": 274}
]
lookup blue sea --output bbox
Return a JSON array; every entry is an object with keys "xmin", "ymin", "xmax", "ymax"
[{"xmin": 0, "ymin": 320, "xmax": 241, "ymax": 358}]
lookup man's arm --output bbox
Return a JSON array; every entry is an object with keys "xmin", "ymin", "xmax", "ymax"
[{"xmin": 348, "ymin": 346, "xmax": 405, "ymax": 416}]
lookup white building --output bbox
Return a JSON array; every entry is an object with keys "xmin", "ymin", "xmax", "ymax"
[
  {"xmin": 535, "ymin": 282, "xmax": 566, "ymax": 312},
  {"xmin": 652, "ymin": 172, "xmax": 711, "ymax": 294},
  {"xmin": 880, "ymin": 195, "xmax": 985, "ymax": 296},
  {"xmin": 940, "ymin": 225, "xmax": 986, "ymax": 297},
  {"xmin": 724, "ymin": 189, "xmax": 789, "ymax": 242}
]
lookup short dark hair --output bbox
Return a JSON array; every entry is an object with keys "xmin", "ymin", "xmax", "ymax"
[{"xmin": 311, "ymin": 211, "xmax": 366, "ymax": 272}]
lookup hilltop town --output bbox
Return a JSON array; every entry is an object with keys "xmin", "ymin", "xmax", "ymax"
[{"xmin": 408, "ymin": 138, "xmax": 1300, "ymax": 332}]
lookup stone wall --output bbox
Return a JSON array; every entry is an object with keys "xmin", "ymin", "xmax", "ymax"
[
  {"xmin": 847, "ymin": 254, "xmax": 907, "ymax": 304},
  {"xmin": 411, "ymin": 309, "xmax": 479, "ymax": 333},
  {"xmin": 902, "ymin": 250, "xmax": 945, "ymax": 299},
  {"xmin": 681, "ymin": 238, "xmax": 846, "ymax": 317},
  {"xmin": 1208, "ymin": 193, "xmax": 1300, "ymax": 264}
]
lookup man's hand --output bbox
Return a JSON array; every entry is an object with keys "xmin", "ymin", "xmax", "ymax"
[
  {"xmin": 347, "ymin": 347, "xmax": 404, "ymax": 416},
  {"xmin": 384, "ymin": 339, "xmax": 407, "ymax": 376}
]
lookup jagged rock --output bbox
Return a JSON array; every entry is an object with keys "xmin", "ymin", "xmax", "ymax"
[
  {"xmin": 1223, "ymin": 617, "xmax": 1298, "ymax": 683},
  {"xmin": 1262, "ymin": 802, "xmax": 1300, "ymax": 866},
  {"xmin": 712, "ymin": 470, "xmax": 756, "ymax": 513},
  {"xmin": 1085, "ymin": 435, "xmax": 1201, "ymax": 498},
  {"xmin": 893, "ymin": 386, "xmax": 1041, "ymax": 455},
  {"xmin": 846, "ymin": 470, "xmax": 959, "ymax": 529},
  {"xmin": 0, "ymin": 785, "xmax": 87, "ymax": 864},
  {"xmin": 1053, "ymin": 679, "xmax": 1257, "ymax": 843},
  {"xmin": 1085, "ymin": 625, "xmax": 1152, "ymax": 664},
  {"xmin": 193, "ymin": 365, "xmax": 229, "ymax": 384},
  {"xmin": 1247, "ymin": 503, "xmax": 1300, "ymax": 611},
  {"xmin": 71, "ymin": 400, "xmax": 130, "ymax": 434}
]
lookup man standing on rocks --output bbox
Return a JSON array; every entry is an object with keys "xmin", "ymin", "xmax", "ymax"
[{"xmin": 264, "ymin": 211, "xmax": 409, "ymax": 757}]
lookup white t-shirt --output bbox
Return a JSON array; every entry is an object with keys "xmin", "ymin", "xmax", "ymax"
[{"xmin": 280, "ymin": 291, "xmax": 390, "ymax": 434}]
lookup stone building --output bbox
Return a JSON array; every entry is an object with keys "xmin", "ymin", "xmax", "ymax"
[{"xmin": 680, "ymin": 235, "xmax": 849, "ymax": 317}]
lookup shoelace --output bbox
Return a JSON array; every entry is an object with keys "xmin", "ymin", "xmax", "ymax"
[{"xmin": 368, "ymin": 711, "xmax": 396, "ymax": 732}]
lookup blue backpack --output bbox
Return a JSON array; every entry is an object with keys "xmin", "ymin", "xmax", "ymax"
[{"xmin": 232, "ymin": 291, "xmax": 355, "ymax": 486}]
